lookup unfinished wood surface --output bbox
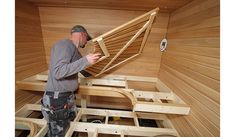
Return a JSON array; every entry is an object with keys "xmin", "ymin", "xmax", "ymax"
[
  {"xmin": 158, "ymin": 0, "xmax": 220, "ymax": 136},
  {"xmin": 16, "ymin": 118, "xmax": 48, "ymax": 137},
  {"xmin": 16, "ymin": 0, "xmax": 47, "ymax": 80},
  {"xmin": 16, "ymin": 103, "xmax": 179, "ymax": 137},
  {"xmin": 17, "ymin": 73, "xmax": 190, "ymax": 115},
  {"xmin": 15, "ymin": 90, "xmax": 42, "ymax": 111},
  {"xmin": 39, "ymin": 8, "xmax": 169, "ymax": 77}
]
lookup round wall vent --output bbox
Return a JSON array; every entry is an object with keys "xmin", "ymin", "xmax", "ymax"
[{"xmin": 160, "ymin": 38, "xmax": 168, "ymax": 52}]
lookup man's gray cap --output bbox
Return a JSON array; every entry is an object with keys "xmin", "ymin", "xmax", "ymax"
[{"xmin": 71, "ymin": 25, "xmax": 92, "ymax": 40}]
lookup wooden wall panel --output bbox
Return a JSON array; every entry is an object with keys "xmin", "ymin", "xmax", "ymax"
[
  {"xmin": 16, "ymin": 0, "xmax": 47, "ymax": 112},
  {"xmin": 28, "ymin": 0, "xmax": 193, "ymax": 13},
  {"xmin": 15, "ymin": 90, "xmax": 43, "ymax": 111},
  {"xmin": 39, "ymin": 7, "xmax": 169, "ymax": 77},
  {"xmin": 16, "ymin": 0, "xmax": 47, "ymax": 80},
  {"xmin": 159, "ymin": 0, "xmax": 220, "ymax": 136}
]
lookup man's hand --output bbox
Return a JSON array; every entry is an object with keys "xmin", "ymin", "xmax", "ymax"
[{"xmin": 86, "ymin": 53, "xmax": 101, "ymax": 65}]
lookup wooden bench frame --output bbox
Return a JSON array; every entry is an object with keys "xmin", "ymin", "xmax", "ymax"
[
  {"xmin": 16, "ymin": 70, "xmax": 190, "ymax": 115},
  {"xmin": 15, "ymin": 104, "xmax": 179, "ymax": 137}
]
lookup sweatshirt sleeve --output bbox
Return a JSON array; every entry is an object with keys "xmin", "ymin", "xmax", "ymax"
[{"xmin": 52, "ymin": 44, "xmax": 90, "ymax": 80}]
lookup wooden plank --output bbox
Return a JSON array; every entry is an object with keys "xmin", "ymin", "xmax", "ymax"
[
  {"xmin": 85, "ymin": 78, "xmax": 127, "ymax": 87},
  {"xmin": 68, "ymin": 122, "xmax": 178, "ymax": 137},
  {"xmin": 139, "ymin": 12, "xmax": 156, "ymax": 53},
  {"xmin": 15, "ymin": 117, "xmax": 48, "ymax": 137},
  {"xmin": 16, "ymin": 103, "xmax": 179, "ymax": 136},
  {"xmin": 97, "ymin": 37, "xmax": 110, "ymax": 57},
  {"xmin": 133, "ymin": 101, "xmax": 190, "ymax": 115}
]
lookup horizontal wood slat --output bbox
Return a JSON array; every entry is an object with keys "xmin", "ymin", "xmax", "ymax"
[
  {"xmin": 159, "ymin": 0, "xmax": 220, "ymax": 136},
  {"xmin": 28, "ymin": 0, "xmax": 193, "ymax": 13},
  {"xmin": 16, "ymin": 0, "xmax": 47, "ymax": 80}
]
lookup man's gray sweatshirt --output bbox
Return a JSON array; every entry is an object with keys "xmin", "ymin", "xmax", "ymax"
[{"xmin": 45, "ymin": 39, "xmax": 89, "ymax": 92}]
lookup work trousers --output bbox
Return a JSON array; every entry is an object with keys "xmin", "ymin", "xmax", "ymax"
[{"xmin": 41, "ymin": 91, "xmax": 77, "ymax": 137}]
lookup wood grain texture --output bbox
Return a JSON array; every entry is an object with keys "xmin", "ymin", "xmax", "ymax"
[
  {"xmin": 15, "ymin": 90, "xmax": 43, "ymax": 111},
  {"xmin": 39, "ymin": 7, "xmax": 169, "ymax": 77},
  {"xmin": 84, "ymin": 9, "xmax": 158, "ymax": 77},
  {"xmin": 158, "ymin": 0, "xmax": 220, "ymax": 136},
  {"xmin": 16, "ymin": 0, "xmax": 47, "ymax": 80},
  {"xmin": 28, "ymin": 0, "xmax": 193, "ymax": 13}
]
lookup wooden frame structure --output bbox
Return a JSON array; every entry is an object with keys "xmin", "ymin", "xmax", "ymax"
[
  {"xmin": 16, "ymin": 70, "xmax": 191, "ymax": 136},
  {"xmin": 15, "ymin": 104, "xmax": 48, "ymax": 137},
  {"xmin": 16, "ymin": 70, "xmax": 190, "ymax": 115},
  {"xmin": 85, "ymin": 8, "xmax": 159, "ymax": 77},
  {"xmin": 16, "ymin": 103, "xmax": 179, "ymax": 137}
]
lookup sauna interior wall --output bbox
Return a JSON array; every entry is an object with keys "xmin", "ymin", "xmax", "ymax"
[
  {"xmin": 159, "ymin": 0, "xmax": 220, "ymax": 136},
  {"xmin": 39, "ymin": 7, "xmax": 169, "ymax": 77},
  {"xmin": 15, "ymin": 0, "xmax": 47, "ymax": 110},
  {"xmin": 16, "ymin": 0, "xmax": 47, "ymax": 81},
  {"xmin": 38, "ymin": 7, "xmax": 169, "ymax": 109},
  {"xmin": 16, "ymin": 1, "xmax": 220, "ymax": 136}
]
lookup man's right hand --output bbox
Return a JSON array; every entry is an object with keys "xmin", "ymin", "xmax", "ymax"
[{"xmin": 86, "ymin": 53, "xmax": 101, "ymax": 65}]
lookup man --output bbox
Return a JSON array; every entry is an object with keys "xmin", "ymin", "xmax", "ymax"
[{"xmin": 41, "ymin": 25, "xmax": 100, "ymax": 137}]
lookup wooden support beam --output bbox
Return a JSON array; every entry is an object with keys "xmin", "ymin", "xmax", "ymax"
[
  {"xmin": 85, "ymin": 78, "xmax": 127, "ymax": 87},
  {"xmin": 134, "ymin": 101, "xmax": 190, "ymax": 115},
  {"xmin": 99, "ymin": 74, "xmax": 158, "ymax": 82},
  {"xmin": 120, "ymin": 130, "xmax": 124, "ymax": 137},
  {"xmin": 66, "ymin": 122, "xmax": 178, "ymax": 137},
  {"xmin": 16, "ymin": 104, "xmax": 171, "ymax": 121},
  {"xmin": 105, "ymin": 111, "xmax": 109, "ymax": 124},
  {"xmin": 15, "ymin": 117, "xmax": 48, "ymax": 137},
  {"xmin": 16, "ymin": 73, "xmax": 190, "ymax": 115},
  {"xmin": 133, "ymin": 90, "xmax": 175, "ymax": 100},
  {"xmin": 97, "ymin": 38, "xmax": 110, "ymax": 57},
  {"xmin": 81, "ymin": 95, "xmax": 88, "ymax": 122},
  {"xmin": 133, "ymin": 112, "xmax": 139, "ymax": 127},
  {"xmin": 16, "ymin": 103, "xmax": 179, "ymax": 137},
  {"xmin": 34, "ymin": 72, "xmax": 159, "ymax": 83},
  {"xmin": 139, "ymin": 12, "xmax": 157, "ymax": 53}
]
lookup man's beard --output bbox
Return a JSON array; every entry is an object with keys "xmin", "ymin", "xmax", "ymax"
[
  {"xmin": 73, "ymin": 42, "xmax": 85, "ymax": 48},
  {"xmin": 79, "ymin": 44, "xmax": 85, "ymax": 48}
]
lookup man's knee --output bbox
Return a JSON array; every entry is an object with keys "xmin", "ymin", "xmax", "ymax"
[
  {"xmin": 48, "ymin": 120, "xmax": 70, "ymax": 137},
  {"xmin": 41, "ymin": 93, "xmax": 77, "ymax": 136}
]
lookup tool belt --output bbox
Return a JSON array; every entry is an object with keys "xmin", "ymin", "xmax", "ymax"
[{"xmin": 42, "ymin": 91, "xmax": 76, "ymax": 121}]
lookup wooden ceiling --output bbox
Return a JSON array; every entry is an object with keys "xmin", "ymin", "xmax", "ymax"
[{"xmin": 27, "ymin": 0, "xmax": 193, "ymax": 13}]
